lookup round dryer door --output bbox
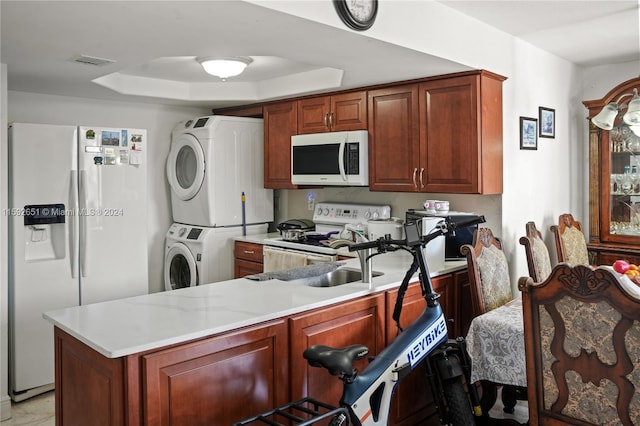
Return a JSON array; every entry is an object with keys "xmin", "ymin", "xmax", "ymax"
[
  {"xmin": 166, "ymin": 133, "xmax": 205, "ymax": 201},
  {"xmin": 164, "ymin": 243, "xmax": 198, "ymax": 290}
]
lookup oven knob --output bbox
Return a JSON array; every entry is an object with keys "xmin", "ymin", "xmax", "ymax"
[
  {"xmin": 315, "ymin": 207, "xmax": 322, "ymax": 216},
  {"xmin": 323, "ymin": 208, "xmax": 330, "ymax": 216},
  {"xmin": 178, "ymin": 227, "xmax": 187, "ymax": 237},
  {"xmin": 364, "ymin": 210, "xmax": 371, "ymax": 220},
  {"xmin": 372, "ymin": 210, "xmax": 380, "ymax": 220}
]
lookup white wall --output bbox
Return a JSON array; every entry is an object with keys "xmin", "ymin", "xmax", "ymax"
[{"xmin": 6, "ymin": 91, "xmax": 209, "ymax": 296}]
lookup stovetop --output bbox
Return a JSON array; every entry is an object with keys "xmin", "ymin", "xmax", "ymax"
[{"xmin": 266, "ymin": 202, "xmax": 392, "ymax": 256}]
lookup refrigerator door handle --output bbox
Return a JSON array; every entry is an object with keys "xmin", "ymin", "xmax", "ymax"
[
  {"xmin": 70, "ymin": 171, "xmax": 79, "ymax": 278},
  {"xmin": 79, "ymin": 170, "xmax": 88, "ymax": 277}
]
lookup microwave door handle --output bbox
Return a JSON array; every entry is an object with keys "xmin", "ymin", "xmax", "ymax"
[{"xmin": 338, "ymin": 138, "xmax": 347, "ymax": 181}]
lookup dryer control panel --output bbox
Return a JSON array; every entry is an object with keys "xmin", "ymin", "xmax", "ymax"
[{"xmin": 167, "ymin": 223, "xmax": 204, "ymax": 241}]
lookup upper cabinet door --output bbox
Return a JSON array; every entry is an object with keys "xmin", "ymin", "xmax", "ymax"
[
  {"xmin": 264, "ymin": 101, "xmax": 298, "ymax": 189},
  {"xmin": 420, "ymin": 76, "xmax": 479, "ymax": 193},
  {"xmin": 419, "ymin": 73, "xmax": 504, "ymax": 194},
  {"xmin": 298, "ymin": 91, "xmax": 367, "ymax": 134},
  {"xmin": 368, "ymin": 84, "xmax": 421, "ymax": 192}
]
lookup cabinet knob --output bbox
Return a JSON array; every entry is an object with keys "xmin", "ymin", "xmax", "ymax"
[
  {"xmin": 419, "ymin": 168, "xmax": 425, "ymax": 188},
  {"xmin": 243, "ymin": 250, "xmax": 255, "ymax": 255},
  {"xmin": 324, "ymin": 113, "xmax": 329, "ymax": 128},
  {"xmin": 329, "ymin": 112, "xmax": 334, "ymax": 129},
  {"xmin": 412, "ymin": 168, "xmax": 418, "ymax": 188}
]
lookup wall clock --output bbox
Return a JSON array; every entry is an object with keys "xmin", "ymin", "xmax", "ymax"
[{"xmin": 334, "ymin": 0, "xmax": 378, "ymax": 31}]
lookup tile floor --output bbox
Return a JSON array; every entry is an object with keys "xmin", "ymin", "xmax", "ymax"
[
  {"xmin": 1, "ymin": 388, "xmax": 527, "ymax": 425},
  {"xmin": 488, "ymin": 388, "xmax": 529, "ymax": 424},
  {"xmin": 0, "ymin": 392, "xmax": 54, "ymax": 426}
]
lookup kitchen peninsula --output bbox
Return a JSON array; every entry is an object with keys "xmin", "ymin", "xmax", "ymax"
[{"xmin": 45, "ymin": 250, "xmax": 470, "ymax": 425}]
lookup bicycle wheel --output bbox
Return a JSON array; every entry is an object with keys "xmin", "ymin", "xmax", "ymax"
[{"xmin": 442, "ymin": 377, "xmax": 476, "ymax": 425}]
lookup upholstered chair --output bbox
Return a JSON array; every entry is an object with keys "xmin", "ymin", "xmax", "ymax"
[
  {"xmin": 462, "ymin": 228, "xmax": 526, "ymax": 417},
  {"xmin": 550, "ymin": 213, "xmax": 589, "ymax": 266},
  {"xmin": 461, "ymin": 228, "xmax": 513, "ymax": 317},
  {"xmin": 519, "ymin": 264, "xmax": 640, "ymax": 425},
  {"xmin": 519, "ymin": 221, "xmax": 553, "ymax": 282}
]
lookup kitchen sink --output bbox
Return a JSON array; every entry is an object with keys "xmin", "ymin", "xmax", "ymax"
[{"xmin": 289, "ymin": 267, "xmax": 384, "ymax": 287}]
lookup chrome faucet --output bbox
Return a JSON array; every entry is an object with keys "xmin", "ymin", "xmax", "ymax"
[{"xmin": 344, "ymin": 225, "xmax": 373, "ymax": 285}]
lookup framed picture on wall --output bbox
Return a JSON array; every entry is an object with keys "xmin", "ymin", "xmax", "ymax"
[
  {"xmin": 539, "ymin": 107, "xmax": 555, "ymax": 138},
  {"xmin": 520, "ymin": 116, "xmax": 538, "ymax": 150}
]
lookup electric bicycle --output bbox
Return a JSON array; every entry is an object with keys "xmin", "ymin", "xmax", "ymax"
[{"xmin": 234, "ymin": 215, "xmax": 486, "ymax": 426}]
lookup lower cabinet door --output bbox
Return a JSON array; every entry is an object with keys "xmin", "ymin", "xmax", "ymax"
[
  {"xmin": 386, "ymin": 281, "xmax": 443, "ymax": 426},
  {"xmin": 142, "ymin": 320, "xmax": 288, "ymax": 426},
  {"xmin": 289, "ymin": 294, "xmax": 385, "ymax": 407}
]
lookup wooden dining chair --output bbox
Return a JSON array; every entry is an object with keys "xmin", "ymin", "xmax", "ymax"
[
  {"xmin": 519, "ymin": 264, "xmax": 640, "ymax": 425},
  {"xmin": 461, "ymin": 228, "xmax": 513, "ymax": 317},
  {"xmin": 519, "ymin": 221, "xmax": 553, "ymax": 282},
  {"xmin": 549, "ymin": 213, "xmax": 589, "ymax": 266}
]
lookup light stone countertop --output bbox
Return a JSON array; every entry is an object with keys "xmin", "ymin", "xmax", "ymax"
[{"xmin": 44, "ymin": 245, "xmax": 466, "ymax": 359}]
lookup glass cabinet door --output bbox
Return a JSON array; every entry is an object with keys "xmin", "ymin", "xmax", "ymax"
[{"xmin": 608, "ymin": 123, "xmax": 640, "ymax": 237}]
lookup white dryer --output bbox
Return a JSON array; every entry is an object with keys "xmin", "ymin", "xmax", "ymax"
[
  {"xmin": 164, "ymin": 222, "xmax": 268, "ymax": 290},
  {"xmin": 166, "ymin": 115, "xmax": 274, "ymax": 227}
]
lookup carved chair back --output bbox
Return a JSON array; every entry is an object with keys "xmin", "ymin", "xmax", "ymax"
[
  {"xmin": 550, "ymin": 213, "xmax": 589, "ymax": 266},
  {"xmin": 461, "ymin": 228, "xmax": 513, "ymax": 317},
  {"xmin": 519, "ymin": 264, "xmax": 640, "ymax": 425},
  {"xmin": 519, "ymin": 221, "xmax": 553, "ymax": 282}
]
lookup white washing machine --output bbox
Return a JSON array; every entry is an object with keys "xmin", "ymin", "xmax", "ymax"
[
  {"xmin": 164, "ymin": 222, "xmax": 268, "ymax": 290},
  {"xmin": 166, "ymin": 115, "xmax": 273, "ymax": 227}
]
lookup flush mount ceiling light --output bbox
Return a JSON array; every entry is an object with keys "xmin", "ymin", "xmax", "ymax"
[
  {"xmin": 592, "ymin": 88, "xmax": 640, "ymax": 136},
  {"xmin": 196, "ymin": 57, "xmax": 252, "ymax": 79}
]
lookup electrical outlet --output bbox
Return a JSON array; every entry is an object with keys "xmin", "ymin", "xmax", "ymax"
[{"xmin": 307, "ymin": 191, "xmax": 315, "ymax": 211}]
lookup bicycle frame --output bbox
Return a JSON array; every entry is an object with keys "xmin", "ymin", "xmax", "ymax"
[
  {"xmin": 339, "ymin": 221, "xmax": 459, "ymax": 425},
  {"xmin": 341, "ymin": 301, "xmax": 449, "ymax": 424}
]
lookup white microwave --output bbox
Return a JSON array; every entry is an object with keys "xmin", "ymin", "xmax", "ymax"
[{"xmin": 291, "ymin": 130, "xmax": 368, "ymax": 186}]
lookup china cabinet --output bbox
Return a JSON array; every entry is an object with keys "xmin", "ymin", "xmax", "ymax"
[{"xmin": 584, "ymin": 77, "xmax": 640, "ymax": 265}]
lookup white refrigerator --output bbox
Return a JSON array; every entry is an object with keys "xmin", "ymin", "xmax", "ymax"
[{"xmin": 8, "ymin": 122, "xmax": 149, "ymax": 401}]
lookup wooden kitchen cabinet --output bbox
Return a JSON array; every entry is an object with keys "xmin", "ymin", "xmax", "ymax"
[
  {"xmin": 54, "ymin": 328, "xmax": 128, "ymax": 426},
  {"xmin": 289, "ymin": 293, "xmax": 385, "ymax": 407},
  {"xmin": 297, "ymin": 91, "xmax": 367, "ymax": 134},
  {"xmin": 583, "ymin": 77, "xmax": 640, "ymax": 265},
  {"xmin": 211, "ymin": 103, "xmax": 263, "ymax": 118},
  {"xmin": 55, "ymin": 321, "xmax": 288, "ymax": 426},
  {"xmin": 142, "ymin": 320, "xmax": 288, "ymax": 426},
  {"xmin": 453, "ymin": 269, "xmax": 472, "ymax": 337},
  {"xmin": 263, "ymin": 100, "xmax": 298, "ymax": 189},
  {"xmin": 368, "ymin": 71, "xmax": 505, "ymax": 194},
  {"xmin": 234, "ymin": 241, "xmax": 264, "ymax": 278},
  {"xmin": 419, "ymin": 71, "xmax": 504, "ymax": 194},
  {"xmin": 368, "ymin": 84, "xmax": 421, "ymax": 192}
]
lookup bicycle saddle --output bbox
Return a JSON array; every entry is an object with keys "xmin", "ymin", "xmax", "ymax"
[{"xmin": 303, "ymin": 344, "xmax": 369, "ymax": 376}]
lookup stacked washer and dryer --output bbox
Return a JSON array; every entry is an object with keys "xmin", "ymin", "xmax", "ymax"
[{"xmin": 164, "ymin": 116, "xmax": 273, "ymax": 290}]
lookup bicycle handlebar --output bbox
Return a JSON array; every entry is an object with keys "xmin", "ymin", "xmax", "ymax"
[{"xmin": 347, "ymin": 215, "xmax": 486, "ymax": 253}]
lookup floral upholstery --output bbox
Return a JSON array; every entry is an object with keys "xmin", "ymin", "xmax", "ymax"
[
  {"xmin": 520, "ymin": 264, "xmax": 640, "ymax": 426},
  {"xmin": 476, "ymin": 244, "xmax": 512, "ymax": 312},
  {"xmin": 560, "ymin": 226, "xmax": 589, "ymax": 265},
  {"xmin": 531, "ymin": 235, "xmax": 552, "ymax": 281}
]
